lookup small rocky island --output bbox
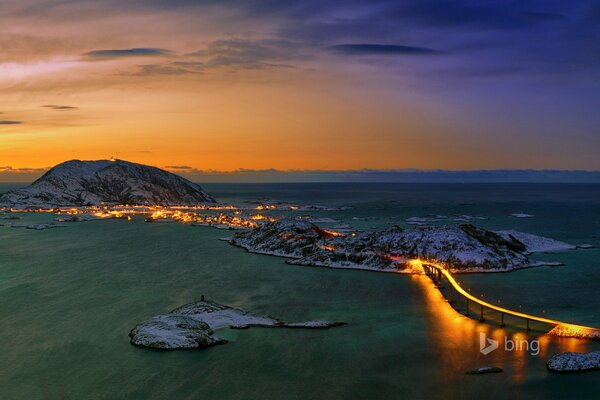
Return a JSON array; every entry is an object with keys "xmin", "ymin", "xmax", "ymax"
[
  {"xmin": 547, "ymin": 351, "xmax": 600, "ymax": 372},
  {"xmin": 230, "ymin": 218, "xmax": 574, "ymax": 273},
  {"xmin": 0, "ymin": 159, "xmax": 216, "ymax": 208},
  {"xmin": 547, "ymin": 324, "xmax": 600, "ymax": 340},
  {"xmin": 130, "ymin": 300, "xmax": 346, "ymax": 350}
]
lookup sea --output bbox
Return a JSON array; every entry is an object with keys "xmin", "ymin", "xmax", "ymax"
[{"xmin": 0, "ymin": 183, "xmax": 599, "ymax": 399}]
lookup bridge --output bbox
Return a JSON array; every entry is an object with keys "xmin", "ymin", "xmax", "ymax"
[{"xmin": 415, "ymin": 260, "xmax": 599, "ymax": 338}]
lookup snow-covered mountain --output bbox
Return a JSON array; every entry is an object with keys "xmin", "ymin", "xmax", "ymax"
[{"xmin": 0, "ymin": 159, "xmax": 216, "ymax": 207}]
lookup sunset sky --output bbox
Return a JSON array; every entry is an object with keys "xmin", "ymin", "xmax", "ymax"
[{"xmin": 1, "ymin": 0, "xmax": 599, "ymax": 181}]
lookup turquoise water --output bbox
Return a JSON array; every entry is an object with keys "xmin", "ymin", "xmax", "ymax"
[{"xmin": 0, "ymin": 183, "xmax": 599, "ymax": 399}]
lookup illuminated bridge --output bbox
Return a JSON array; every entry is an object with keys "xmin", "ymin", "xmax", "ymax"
[{"xmin": 416, "ymin": 260, "xmax": 600, "ymax": 339}]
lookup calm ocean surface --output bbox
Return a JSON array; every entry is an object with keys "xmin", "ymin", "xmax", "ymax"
[{"xmin": 0, "ymin": 183, "xmax": 599, "ymax": 399}]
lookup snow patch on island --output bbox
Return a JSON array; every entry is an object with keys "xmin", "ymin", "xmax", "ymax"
[
  {"xmin": 494, "ymin": 230, "xmax": 576, "ymax": 253},
  {"xmin": 511, "ymin": 213, "xmax": 534, "ymax": 218},
  {"xmin": 547, "ymin": 351, "xmax": 600, "ymax": 372}
]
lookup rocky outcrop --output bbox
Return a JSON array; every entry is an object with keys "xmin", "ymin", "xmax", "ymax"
[
  {"xmin": 130, "ymin": 315, "xmax": 225, "ymax": 349},
  {"xmin": 130, "ymin": 300, "xmax": 346, "ymax": 350},
  {"xmin": 547, "ymin": 351, "xmax": 600, "ymax": 372},
  {"xmin": 230, "ymin": 219, "xmax": 535, "ymax": 272},
  {"xmin": 466, "ymin": 366, "xmax": 503, "ymax": 374},
  {"xmin": 494, "ymin": 230, "xmax": 576, "ymax": 253},
  {"xmin": 0, "ymin": 159, "xmax": 216, "ymax": 208},
  {"xmin": 547, "ymin": 324, "xmax": 600, "ymax": 340}
]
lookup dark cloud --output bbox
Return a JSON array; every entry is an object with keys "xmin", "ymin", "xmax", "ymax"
[
  {"xmin": 0, "ymin": 121, "xmax": 22, "ymax": 125},
  {"xmin": 42, "ymin": 105, "xmax": 78, "ymax": 111},
  {"xmin": 329, "ymin": 44, "xmax": 441, "ymax": 56},
  {"xmin": 0, "ymin": 166, "xmax": 46, "ymax": 172},
  {"xmin": 165, "ymin": 165, "xmax": 193, "ymax": 170},
  {"xmin": 387, "ymin": 2, "xmax": 566, "ymax": 30},
  {"xmin": 82, "ymin": 48, "xmax": 170, "ymax": 60},
  {"xmin": 6, "ymin": 0, "xmax": 600, "ymax": 85}
]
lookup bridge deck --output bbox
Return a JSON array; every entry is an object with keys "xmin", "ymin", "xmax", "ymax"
[{"xmin": 419, "ymin": 261, "xmax": 596, "ymax": 331}]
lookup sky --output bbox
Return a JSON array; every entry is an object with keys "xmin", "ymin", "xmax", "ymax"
[{"xmin": 1, "ymin": 0, "xmax": 599, "ymax": 181}]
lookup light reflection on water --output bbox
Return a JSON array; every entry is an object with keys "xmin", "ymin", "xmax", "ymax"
[{"xmin": 410, "ymin": 273, "xmax": 592, "ymax": 387}]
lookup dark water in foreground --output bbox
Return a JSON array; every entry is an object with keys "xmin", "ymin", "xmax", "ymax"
[{"xmin": 0, "ymin": 183, "xmax": 599, "ymax": 399}]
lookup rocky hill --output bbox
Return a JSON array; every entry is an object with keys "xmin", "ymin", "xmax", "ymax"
[
  {"xmin": 230, "ymin": 219, "xmax": 570, "ymax": 272},
  {"xmin": 0, "ymin": 159, "xmax": 216, "ymax": 208}
]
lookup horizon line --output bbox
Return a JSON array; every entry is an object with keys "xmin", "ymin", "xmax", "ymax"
[{"xmin": 1, "ymin": 167, "xmax": 600, "ymax": 184}]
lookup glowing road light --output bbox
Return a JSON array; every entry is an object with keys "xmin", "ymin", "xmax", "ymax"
[{"xmin": 415, "ymin": 259, "xmax": 599, "ymax": 335}]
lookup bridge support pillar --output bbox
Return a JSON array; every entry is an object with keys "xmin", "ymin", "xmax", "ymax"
[
  {"xmin": 526, "ymin": 319, "xmax": 530, "ymax": 332},
  {"xmin": 479, "ymin": 305, "xmax": 485, "ymax": 322},
  {"xmin": 500, "ymin": 313, "xmax": 505, "ymax": 327}
]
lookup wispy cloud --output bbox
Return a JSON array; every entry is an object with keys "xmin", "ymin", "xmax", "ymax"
[
  {"xmin": 190, "ymin": 38, "xmax": 303, "ymax": 69},
  {"xmin": 128, "ymin": 38, "xmax": 302, "ymax": 76},
  {"xmin": 0, "ymin": 166, "xmax": 48, "ymax": 183},
  {"xmin": 82, "ymin": 48, "xmax": 170, "ymax": 61},
  {"xmin": 131, "ymin": 61, "xmax": 204, "ymax": 76},
  {"xmin": 0, "ymin": 120, "xmax": 22, "ymax": 125},
  {"xmin": 0, "ymin": 166, "xmax": 46, "ymax": 172},
  {"xmin": 42, "ymin": 105, "xmax": 78, "ymax": 111}
]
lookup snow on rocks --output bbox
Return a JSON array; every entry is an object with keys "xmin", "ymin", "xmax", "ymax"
[
  {"xmin": 406, "ymin": 215, "xmax": 487, "ymax": 225},
  {"xmin": 55, "ymin": 215, "xmax": 100, "ymax": 223},
  {"xmin": 304, "ymin": 217, "xmax": 338, "ymax": 223},
  {"xmin": 577, "ymin": 244, "xmax": 595, "ymax": 249},
  {"xmin": 0, "ymin": 159, "xmax": 216, "ymax": 208},
  {"xmin": 511, "ymin": 213, "xmax": 534, "ymax": 218},
  {"xmin": 10, "ymin": 223, "xmax": 66, "ymax": 230},
  {"xmin": 466, "ymin": 366, "xmax": 503, "ymax": 375},
  {"xmin": 130, "ymin": 300, "xmax": 346, "ymax": 350},
  {"xmin": 547, "ymin": 351, "xmax": 600, "ymax": 372},
  {"xmin": 453, "ymin": 215, "xmax": 488, "ymax": 222},
  {"xmin": 284, "ymin": 320, "xmax": 346, "ymax": 328},
  {"xmin": 230, "ymin": 218, "xmax": 537, "ymax": 273},
  {"xmin": 494, "ymin": 230, "xmax": 576, "ymax": 253},
  {"xmin": 406, "ymin": 216, "xmax": 443, "ymax": 225},
  {"xmin": 129, "ymin": 315, "xmax": 224, "ymax": 349}
]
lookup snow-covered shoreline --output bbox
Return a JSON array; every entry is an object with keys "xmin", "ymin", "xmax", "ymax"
[
  {"xmin": 229, "ymin": 218, "xmax": 582, "ymax": 274},
  {"xmin": 232, "ymin": 240, "xmax": 570, "ymax": 275},
  {"xmin": 130, "ymin": 300, "xmax": 346, "ymax": 350}
]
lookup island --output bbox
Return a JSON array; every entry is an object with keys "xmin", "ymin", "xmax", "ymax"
[
  {"xmin": 0, "ymin": 159, "xmax": 216, "ymax": 208},
  {"xmin": 229, "ymin": 218, "xmax": 576, "ymax": 273},
  {"xmin": 129, "ymin": 299, "xmax": 346, "ymax": 350},
  {"xmin": 547, "ymin": 351, "xmax": 600, "ymax": 372}
]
